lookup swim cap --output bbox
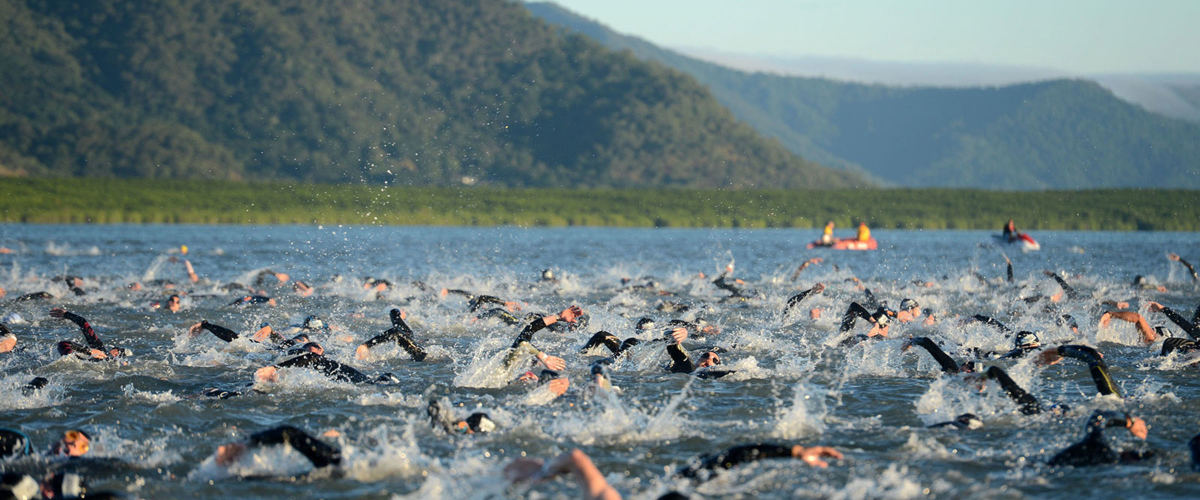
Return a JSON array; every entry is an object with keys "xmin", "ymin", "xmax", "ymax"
[
  {"xmin": 1015, "ymin": 331, "xmax": 1040, "ymax": 348},
  {"xmin": 2, "ymin": 313, "xmax": 23, "ymax": 324},
  {"xmin": 541, "ymin": 269, "xmax": 555, "ymax": 281},
  {"xmin": 636, "ymin": 317, "xmax": 656, "ymax": 331},
  {"xmin": 900, "ymin": 298, "xmax": 919, "ymax": 311},
  {"xmin": 303, "ymin": 316, "xmax": 326, "ymax": 330},
  {"xmin": 955, "ymin": 413, "xmax": 983, "ymax": 429},
  {"xmin": 463, "ymin": 413, "xmax": 496, "ymax": 433}
]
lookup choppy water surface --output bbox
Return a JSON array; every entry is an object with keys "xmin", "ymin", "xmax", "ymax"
[{"xmin": 1, "ymin": 225, "xmax": 1199, "ymax": 499}]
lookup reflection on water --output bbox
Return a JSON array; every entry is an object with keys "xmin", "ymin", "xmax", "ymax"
[{"xmin": 0, "ymin": 225, "xmax": 1199, "ymax": 498}]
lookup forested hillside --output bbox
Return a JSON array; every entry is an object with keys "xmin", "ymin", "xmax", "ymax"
[
  {"xmin": 0, "ymin": 0, "xmax": 864, "ymax": 188},
  {"xmin": 527, "ymin": 2, "xmax": 1200, "ymax": 189}
]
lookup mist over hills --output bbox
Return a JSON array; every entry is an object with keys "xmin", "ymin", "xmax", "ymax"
[
  {"xmin": 0, "ymin": 0, "xmax": 864, "ymax": 188},
  {"xmin": 527, "ymin": 2, "xmax": 1200, "ymax": 189}
]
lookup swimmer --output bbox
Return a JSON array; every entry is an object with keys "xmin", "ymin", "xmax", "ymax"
[
  {"xmin": 1048, "ymin": 411, "xmax": 1149, "ymax": 467},
  {"xmin": 49, "ymin": 308, "xmax": 130, "ymax": 360},
  {"xmin": 188, "ymin": 320, "xmax": 287, "ymax": 344},
  {"xmin": 928, "ymin": 413, "xmax": 983, "ymax": 430},
  {"xmin": 426, "ymin": 399, "xmax": 496, "ymax": 434},
  {"xmin": 675, "ymin": 443, "xmax": 843, "ymax": 480},
  {"xmin": 255, "ymin": 352, "xmax": 397, "ymax": 385},
  {"xmin": 354, "ymin": 309, "xmax": 427, "ymax": 361},
  {"xmin": 228, "ymin": 295, "xmax": 277, "ymax": 307},
  {"xmin": 502, "ymin": 305, "xmax": 581, "ymax": 373},
  {"xmin": 666, "ymin": 327, "xmax": 733, "ymax": 379},
  {"xmin": 0, "ymin": 325, "xmax": 15, "ymax": 354},
  {"xmin": 209, "ymin": 425, "xmax": 341, "ymax": 478}
]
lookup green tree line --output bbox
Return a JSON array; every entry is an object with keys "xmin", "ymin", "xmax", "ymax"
[
  {"xmin": 0, "ymin": 0, "xmax": 861, "ymax": 189},
  {"xmin": 0, "ymin": 179, "xmax": 1193, "ymax": 231}
]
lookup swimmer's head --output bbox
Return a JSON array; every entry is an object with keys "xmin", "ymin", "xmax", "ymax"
[
  {"xmin": 1015, "ymin": 331, "xmax": 1041, "ymax": 349},
  {"xmin": 900, "ymin": 298, "xmax": 919, "ymax": 312},
  {"xmin": 2, "ymin": 313, "xmax": 23, "ymax": 324},
  {"xmin": 955, "ymin": 413, "xmax": 983, "ymax": 430},
  {"xmin": 541, "ymin": 269, "xmax": 555, "ymax": 281},
  {"xmin": 462, "ymin": 413, "xmax": 496, "ymax": 434},
  {"xmin": 52, "ymin": 429, "xmax": 91, "ymax": 457},
  {"xmin": 636, "ymin": 317, "xmax": 656, "ymax": 331},
  {"xmin": 302, "ymin": 315, "xmax": 327, "ymax": 331}
]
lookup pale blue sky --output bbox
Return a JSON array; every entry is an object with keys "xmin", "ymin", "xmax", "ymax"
[{"xmin": 543, "ymin": 0, "xmax": 1200, "ymax": 74}]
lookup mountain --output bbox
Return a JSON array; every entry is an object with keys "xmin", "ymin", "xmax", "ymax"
[
  {"xmin": 0, "ymin": 0, "xmax": 864, "ymax": 188},
  {"xmin": 527, "ymin": 2, "xmax": 1200, "ymax": 189}
]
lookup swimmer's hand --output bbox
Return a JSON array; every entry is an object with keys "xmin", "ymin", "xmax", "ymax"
[
  {"xmin": 216, "ymin": 442, "xmax": 248, "ymax": 467},
  {"xmin": 792, "ymin": 445, "xmax": 843, "ymax": 468},
  {"xmin": 1128, "ymin": 417, "xmax": 1148, "ymax": 439},
  {"xmin": 668, "ymin": 327, "xmax": 688, "ymax": 344},
  {"xmin": 187, "ymin": 322, "xmax": 204, "ymax": 337},
  {"xmin": 559, "ymin": 305, "xmax": 583, "ymax": 324},
  {"xmin": 1147, "ymin": 301, "xmax": 1165, "ymax": 312},
  {"xmin": 1168, "ymin": 253, "xmax": 1181, "ymax": 262},
  {"xmin": 49, "ymin": 307, "xmax": 67, "ymax": 319},
  {"xmin": 536, "ymin": 352, "xmax": 566, "ymax": 371}
]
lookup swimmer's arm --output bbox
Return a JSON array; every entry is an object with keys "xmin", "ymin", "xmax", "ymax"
[
  {"xmin": 984, "ymin": 366, "xmax": 1042, "ymax": 415},
  {"xmin": 1169, "ymin": 253, "xmax": 1198, "ymax": 281},
  {"xmin": 1043, "ymin": 271, "xmax": 1079, "ymax": 300},
  {"xmin": 53, "ymin": 309, "xmax": 105, "ymax": 350},
  {"xmin": 195, "ymin": 321, "xmax": 239, "ymax": 342},
  {"xmin": 903, "ymin": 337, "xmax": 960, "ymax": 373},
  {"xmin": 1148, "ymin": 303, "xmax": 1200, "ymax": 339},
  {"xmin": 666, "ymin": 342, "xmax": 694, "ymax": 373},
  {"xmin": 247, "ymin": 426, "xmax": 342, "ymax": 468}
]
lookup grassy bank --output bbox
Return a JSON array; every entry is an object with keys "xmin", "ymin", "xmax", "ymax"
[{"xmin": 0, "ymin": 178, "xmax": 1195, "ymax": 230}]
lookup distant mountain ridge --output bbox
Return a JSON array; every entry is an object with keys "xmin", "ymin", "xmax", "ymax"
[
  {"xmin": 527, "ymin": 2, "xmax": 1200, "ymax": 189},
  {"xmin": 0, "ymin": 0, "xmax": 864, "ymax": 188}
]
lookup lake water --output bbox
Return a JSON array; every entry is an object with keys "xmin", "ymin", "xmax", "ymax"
[{"xmin": 1, "ymin": 225, "xmax": 1199, "ymax": 499}]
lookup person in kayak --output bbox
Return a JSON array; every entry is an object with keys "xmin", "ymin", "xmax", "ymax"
[
  {"xmin": 1003, "ymin": 219, "xmax": 1018, "ymax": 242},
  {"xmin": 856, "ymin": 221, "xmax": 871, "ymax": 242}
]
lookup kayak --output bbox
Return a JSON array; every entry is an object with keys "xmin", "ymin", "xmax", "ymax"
[
  {"xmin": 808, "ymin": 237, "xmax": 878, "ymax": 250},
  {"xmin": 995, "ymin": 233, "xmax": 1040, "ymax": 251}
]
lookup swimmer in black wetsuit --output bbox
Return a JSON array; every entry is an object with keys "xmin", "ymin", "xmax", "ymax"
[
  {"xmin": 187, "ymin": 320, "xmax": 292, "ymax": 345},
  {"xmin": 711, "ymin": 264, "xmax": 756, "ymax": 301},
  {"xmin": 665, "ymin": 327, "xmax": 734, "ymax": 379},
  {"xmin": 674, "ymin": 443, "xmax": 843, "ymax": 480},
  {"xmin": 354, "ymin": 309, "xmax": 427, "ymax": 361},
  {"xmin": 426, "ymin": 399, "xmax": 497, "ymax": 435},
  {"xmin": 838, "ymin": 301, "xmax": 892, "ymax": 338},
  {"xmin": 928, "ymin": 413, "xmax": 983, "ymax": 430},
  {"xmin": 1049, "ymin": 410, "xmax": 1150, "ymax": 467},
  {"xmin": 1036, "ymin": 344, "xmax": 1122, "ymax": 397},
  {"xmin": 210, "ymin": 425, "xmax": 341, "ymax": 478},
  {"xmin": 502, "ymin": 305, "xmax": 581, "ymax": 373},
  {"xmin": 902, "ymin": 337, "xmax": 975, "ymax": 374},
  {"xmin": 228, "ymin": 294, "xmax": 276, "ymax": 307},
  {"xmin": 254, "ymin": 351, "xmax": 397, "ymax": 385},
  {"xmin": 49, "ymin": 308, "xmax": 130, "ymax": 360}
]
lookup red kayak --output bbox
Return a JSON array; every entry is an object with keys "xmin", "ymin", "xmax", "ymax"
[{"xmin": 808, "ymin": 237, "xmax": 878, "ymax": 250}]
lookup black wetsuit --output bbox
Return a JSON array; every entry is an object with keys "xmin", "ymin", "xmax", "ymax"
[
  {"xmin": 839, "ymin": 302, "xmax": 888, "ymax": 333},
  {"xmin": 676, "ymin": 444, "xmax": 794, "ymax": 479},
  {"xmin": 906, "ymin": 337, "xmax": 971, "ymax": 374},
  {"xmin": 15, "ymin": 291, "xmax": 53, "ymax": 302},
  {"xmin": 1160, "ymin": 337, "xmax": 1200, "ymax": 357},
  {"xmin": 244, "ymin": 425, "xmax": 342, "ymax": 469},
  {"xmin": 666, "ymin": 342, "xmax": 733, "ymax": 379},
  {"xmin": 55, "ymin": 312, "xmax": 115, "ymax": 360},
  {"xmin": 195, "ymin": 321, "xmax": 286, "ymax": 344},
  {"xmin": 228, "ymin": 295, "xmax": 273, "ymax": 306},
  {"xmin": 782, "ymin": 285, "xmax": 823, "ymax": 318},
  {"xmin": 985, "ymin": 366, "xmax": 1044, "ymax": 415},
  {"xmin": 358, "ymin": 309, "xmax": 427, "ymax": 361},
  {"xmin": 1154, "ymin": 303, "xmax": 1200, "ymax": 339},
  {"xmin": 1175, "ymin": 256, "xmax": 1198, "ymax": 282},
  {"xmin": 274, "ymin": 353, "xmax": 389, "ymax": 385},
  {"xmin": 1055, "ymin": 345, "xmax": 1121, "ymax": 397},
  {"xmin": 1049, "ymin": 411, "xmax": 1149, "ymax": 467}
]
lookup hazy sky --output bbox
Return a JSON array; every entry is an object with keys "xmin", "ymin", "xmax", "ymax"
[{"xmin": 544, "ymin": 0, "xmax": 1200, "ymax": 75}]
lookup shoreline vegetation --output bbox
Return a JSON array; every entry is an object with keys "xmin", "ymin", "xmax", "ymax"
[{"xmin": 0, "ymin": 178, "xmax": 1195, "ymax": 231}]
